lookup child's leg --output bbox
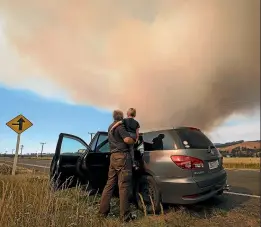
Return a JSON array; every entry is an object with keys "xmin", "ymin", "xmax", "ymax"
[
  {"xmin": 127, "ymin": 132, "xmax": 138, "ymax": 168},
  {"xmin": 128, "ymin": 144, "xmax": 135, "ymax": 163}
]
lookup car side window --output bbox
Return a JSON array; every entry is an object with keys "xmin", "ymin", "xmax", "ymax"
[
  {"xmin": 90, "ymin": 134, "xmax": 99, "ymax": 151},
  {"xmin": 96, "ymin": 134, "xmax": 108, "ymax": 148},
  {"xmin": 98, "ymin": 142, "xmax": 110, "ymax": 153},
  {"xmin": 143, "ymin": 130, "xmax": 177, "ymax": 151},
  {"xmin": 96, "ymin": 134, "xmax": 109, "ymax": 153},
  {"xmin": 61, "ymin": 136, "xmax": 87, "ymax": 154}
]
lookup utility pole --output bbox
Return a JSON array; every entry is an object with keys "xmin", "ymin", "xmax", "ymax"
[
  {"xmin": 88, "ymin": 132, "xmax": 95, "ymax": 140},
  {"xmin": 40, "ymin": 142, "xmax": 46, "ymax": 157},
  {"xmin": 20, "ymin": 145, "xmax": 24, "ymax": 156}
]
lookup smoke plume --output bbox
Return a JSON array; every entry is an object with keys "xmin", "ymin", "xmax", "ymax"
[{"xmin": 0, "ymin": 0, "xmax": 260, "ymax": 131}]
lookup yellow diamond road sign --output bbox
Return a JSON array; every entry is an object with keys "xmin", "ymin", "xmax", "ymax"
[{"xmin": 6, "ymin": 114, "xmax": 33, "ymax": 134}]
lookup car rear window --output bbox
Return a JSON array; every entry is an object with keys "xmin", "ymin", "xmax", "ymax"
[
  {"xmin": 175, "ymin": 128, "xmax": 213, "ymax": 149},
  {"xmin": 142, "ymin": 130, "xmax": 177, "ymax": 151}
]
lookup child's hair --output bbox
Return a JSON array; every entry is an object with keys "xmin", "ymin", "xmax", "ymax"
[{"xmin": 127, "ymin": 108, "xmax": 136, "ymax": 117}]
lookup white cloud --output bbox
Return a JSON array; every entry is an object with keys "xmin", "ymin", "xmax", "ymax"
[
  {"xmin": 0, "ymin": 6, "xmax": 260, "ymax": 142},
  {"xmin": 0, "ymin": 1, "xmax": 259, "ymax": 133},
  {"xmin": 208, "ymin": 112, "xmax": 260, "ymax": 143},
  {"xmin": 0, "ymin": 18, "xmax": 71, "ymax": 102}
]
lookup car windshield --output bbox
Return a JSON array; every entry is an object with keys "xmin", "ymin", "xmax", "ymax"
[{"xmin": 175, "ymin": 128, "xmax": 213, "ymax": 149}]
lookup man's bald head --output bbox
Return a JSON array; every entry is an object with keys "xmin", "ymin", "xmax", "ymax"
[{"xmin": 113, "ymin": 110, "xmax": 124, "ymax": 121}]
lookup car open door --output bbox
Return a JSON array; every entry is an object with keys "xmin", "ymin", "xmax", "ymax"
[
  {"xmin": 82, "ymin": 132, "xmax": 111, "ymax": 192},
  {"xmin": 50, "ymin": 133, "xmax": 91, "ymax": 190}
]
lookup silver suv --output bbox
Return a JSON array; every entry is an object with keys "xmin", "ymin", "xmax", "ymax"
[{"xmin": 50, "ymin": 126, "xmax": 227, "ymax": 213}]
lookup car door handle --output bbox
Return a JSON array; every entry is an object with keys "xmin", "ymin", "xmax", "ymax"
[{"xmin": 105, "ymin": 155, "xmax": 109, "ymax": 158}]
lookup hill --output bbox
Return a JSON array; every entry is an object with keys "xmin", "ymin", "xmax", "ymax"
[
  {"xmin": 218, "ymin": 140, "xmax": 260, "ymax": 153},
  {"xmin": 215, "ymin": 140, "xmax": 244, "ymax": 148}
]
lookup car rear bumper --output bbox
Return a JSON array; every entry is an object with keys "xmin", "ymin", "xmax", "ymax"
[{"xmin": 156, "ymin": 169, "xmax": 227, "ymax": 204}]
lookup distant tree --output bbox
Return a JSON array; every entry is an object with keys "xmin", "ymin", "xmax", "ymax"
[
  {"xmin": 231, "ymin": 149, "xmax": 237, "ymax": 157},
  {"xmin": 220, "ymin": 150, "xmax": 228, "ymax": 156}
]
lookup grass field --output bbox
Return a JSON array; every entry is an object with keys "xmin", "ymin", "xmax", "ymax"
[
  {"xmin": 223, "ymin": 157, "xmax": 260, "ymax": 169},
  {"xmin": 0, "ymin": 164, "xmax": 260, "ymax": 227}
]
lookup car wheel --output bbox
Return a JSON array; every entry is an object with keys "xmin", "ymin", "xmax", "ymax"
[{"xmin": 135, "ymin": 175, "xmax": 162, "ymax": 214}]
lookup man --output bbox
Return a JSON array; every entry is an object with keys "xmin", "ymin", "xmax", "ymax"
[{"xmin": 99, "ymin": 110, "xmax": 136, "ymax": 222}]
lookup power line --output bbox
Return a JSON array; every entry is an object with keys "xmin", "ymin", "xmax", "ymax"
[
  {"xmin": 20, "ymin": 145, "xmax": 24, "ymax": 156},
  {"xmin": 40, "ymin": 142, "xmax": 46, "ymax": 157}
]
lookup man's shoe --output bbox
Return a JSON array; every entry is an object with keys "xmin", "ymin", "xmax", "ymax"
[{"xmin": 130, "ymin": 213, "xmax": 137, "ymax": 220}]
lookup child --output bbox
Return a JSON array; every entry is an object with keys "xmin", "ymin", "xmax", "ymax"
[{"xmin": 110, "ymin": 108, "xmax": 140, "ymax": 169}]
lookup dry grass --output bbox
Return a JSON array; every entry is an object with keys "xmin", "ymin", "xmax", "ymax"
[
  {"xmin": 223, "ymin": 157, "xmax": 260, "ymax": 169},
  {"xmin": 0, "ymin": 174, "xmax": 186, "ymax": 227},
  {"xmin": 0, "ymin": 165, "xmax": 260, "ymax": 227},
  {"xmin": 223, "ymin": 158, "xmax": 260, "ymax": 164},
  {"xmin": 0, "ymin": 164, "xmax": 34, "ymax": 175}
]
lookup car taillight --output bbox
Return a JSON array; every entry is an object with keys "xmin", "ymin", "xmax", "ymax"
[
  {"xmin": 189, "ymin": 127, "xmax": 200, "ymax": 131},
  {"xmin": 170, "ymin": 155, "xmax": 204, "ymax": 169}
]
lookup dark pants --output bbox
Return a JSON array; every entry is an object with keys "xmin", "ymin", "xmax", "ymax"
[
  {"xmin": 99, "ymin": 152, "xmax": 133, "ymax": 221},
  {"xmin": 128, "ymin": 144, "xmax": 135, "ymax": 163},
  {"xmin": 128, "ymin": 132, "xmax": 137, "ymax": 164}
]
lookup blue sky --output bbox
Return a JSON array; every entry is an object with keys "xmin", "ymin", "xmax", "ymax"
[
  {"xmin": 0, "ymin": 84, "xmax": 259, "ymax": 154},
  {"xmin": 0, "ymin": 86, "xmax": 112, "ymax": 154}
]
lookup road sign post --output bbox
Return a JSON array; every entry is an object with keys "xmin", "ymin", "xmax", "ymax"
[
  {"xmin": 6, "ymin": 114, "xmax": 33, "ymax": 175},
  {"xmin": 12, "ymin": 133, "xmax": 21, "ymax": 175}
]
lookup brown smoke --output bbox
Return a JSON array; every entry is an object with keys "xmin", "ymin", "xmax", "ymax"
[{"xmin": 0, "ymin": 0, "xmax": 260, "ymax": 131}]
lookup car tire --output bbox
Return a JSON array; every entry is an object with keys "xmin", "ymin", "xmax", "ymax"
[{"xmin": 135, "ymin": 175, "xmax": 162, "ymax": 214}]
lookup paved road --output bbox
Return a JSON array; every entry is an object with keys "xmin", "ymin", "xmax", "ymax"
[
  {"xmin": 226, "ymin": 169, "xmax": 260, "ymax": 196},
  {"xmin": 0, "ymin": 157, "xmax": 260, "ymax": 196}
]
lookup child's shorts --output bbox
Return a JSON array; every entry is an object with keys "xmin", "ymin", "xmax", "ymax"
[{"xmin": 128, "ymin": 132, "xmax": 137, "ymax": 141}]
